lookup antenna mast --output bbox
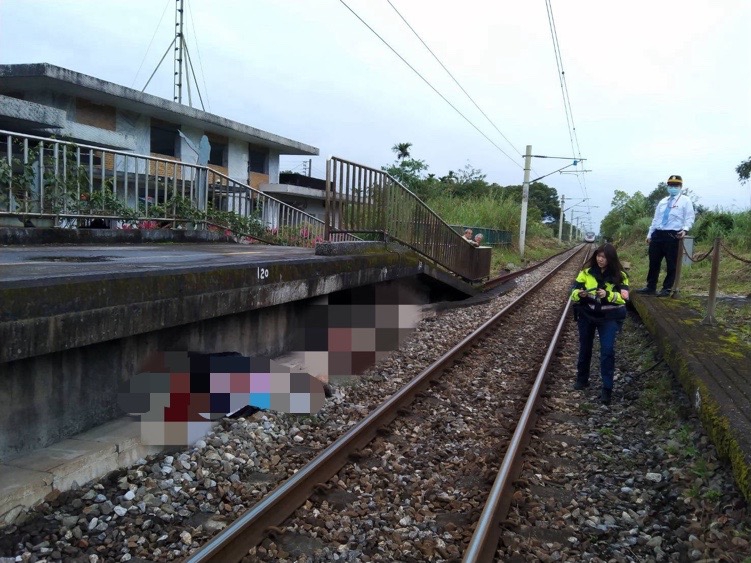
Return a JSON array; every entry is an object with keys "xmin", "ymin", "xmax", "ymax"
[
  {"xmin": 173, "ymin": 0, "xmax": 184, "ymax": 104},
  {"xmin": 141, "ymin": 0, "xmax": 206, "ymax": 109}
]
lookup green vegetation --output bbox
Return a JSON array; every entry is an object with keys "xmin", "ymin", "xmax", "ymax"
[
  {"xmin": 382, "ymin": 142, "xmax": 571, "ymax": 240},
  {"xmin": 638, "ymin": 372, "xmax": 680, "ymax": 430},
  {"xmin": 380, "ymin": 142, "xmax": 576, "ymax": 272}
]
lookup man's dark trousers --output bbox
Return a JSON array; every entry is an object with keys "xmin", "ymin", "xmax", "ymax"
[{"xmin": 646, "ymin": 230, "xmax": 680, "ymax": 291}]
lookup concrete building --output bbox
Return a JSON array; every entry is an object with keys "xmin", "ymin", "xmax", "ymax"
[{"xmin": 0, "ymin": 63, "xmax": 320, "ymax": 207}]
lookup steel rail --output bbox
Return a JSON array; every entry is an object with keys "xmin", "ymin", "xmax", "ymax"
[
  {"xmin": 481, "ymin": 244, "xmax": 583, "ymax": 291},
  {"xmin": 186, "ymin": 246, "xmax": 586, "ymax": 563},
  {"xmin": 463, "ymin": 248, "xmax": 591, "ymax": 562}
]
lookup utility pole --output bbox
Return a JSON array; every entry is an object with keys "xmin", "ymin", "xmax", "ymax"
[
  {"xmin": 308, "ymin": 158, "xmax": 312, "ymax": 177},
  {"xmin": 558, "ymin": 195, "xmax": 565, "ymax": 241},
  {"xmin": 519, "ymin": 145, "xmax": 532, "ymax": 257},
  {"xmin": 569, "ymin": 209, "xmax": 576, "ymax": 241}
]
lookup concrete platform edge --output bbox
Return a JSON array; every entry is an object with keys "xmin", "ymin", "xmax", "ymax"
[
  {"xmin": 0, "ymin": 418, "xmax": 166, "ymax": 525},
  {"xmin": 632, "ymin": 295, "xmax": 751, "ymax": 501}
]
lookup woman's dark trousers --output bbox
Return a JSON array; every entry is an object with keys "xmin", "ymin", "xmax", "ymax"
[{"xmin": 576, "ymin": 316, "xmax": 619, "ymax": 390}]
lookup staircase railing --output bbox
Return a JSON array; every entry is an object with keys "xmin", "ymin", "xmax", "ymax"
[
  {"xmin": 325, "ymin": 156, "xmax": 490, "ymax": 280},
  {"xmin": 0, "ymin": 130, "xmax": 356, "ymax": 246}
]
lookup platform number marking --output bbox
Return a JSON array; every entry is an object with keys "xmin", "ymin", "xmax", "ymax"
[{"xmin": 257, "ymin": 267, "xmax": 269, "ymax": 280}]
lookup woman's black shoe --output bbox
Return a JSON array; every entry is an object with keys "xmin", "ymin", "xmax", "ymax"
[
  {"xmin": 573, "ymin": 380, "xmax": 589, "ymax": 390},
  {"xmin": 635, "ymin": 287, "xmax": 655, "ymax": 295},
  {"xmin": 601, "ymin": 388, "xmax": 612, "ymax": 405}
]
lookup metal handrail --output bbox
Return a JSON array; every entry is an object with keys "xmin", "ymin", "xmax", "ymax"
[
  {"xmin": 0, "ymin": 129, "xmax": 357, "ymax": 246},
  {"xmin": 325, "ymin": 156, "xmax": 490, "ymax": 280}
]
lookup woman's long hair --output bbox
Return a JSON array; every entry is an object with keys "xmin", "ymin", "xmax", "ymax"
[{"xmin": 587, "ymin": 243, "xmax": 626, "ymax": 283}]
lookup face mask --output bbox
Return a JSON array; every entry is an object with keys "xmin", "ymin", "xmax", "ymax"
[{"xmin": 667, "ymin": 187, "xmax": 681, "ymax": 197}]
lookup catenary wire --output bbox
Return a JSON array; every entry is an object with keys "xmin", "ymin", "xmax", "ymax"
[
  {"xmin": 338, "ymin": 0, "xmax": 522, "ymax": 170},
  {"xmin": 545, "ymin": 0, "xmax": 591, "ymax": 219},
  {"xmin": 186, "ymin": 0, "xmax": 211, "ymax": 112},
  {"xmin": 386, "ymin": 0, "xmax": 524, "ymax": 159},
  {"xmin": 131, "ymin": 0, "xmax": 172, "ymax": 88}
]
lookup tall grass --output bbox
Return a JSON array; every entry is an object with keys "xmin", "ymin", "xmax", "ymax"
[
  {"xmin": 423, "ymin": 193, "xmax": 564, "ymax": 270},
  {"xmin": 425, "ymin": 193, "xmax": 553, "ymax": 238}
]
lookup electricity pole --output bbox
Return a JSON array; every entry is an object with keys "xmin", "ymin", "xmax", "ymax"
[
  {"xmin": 558, "ymin": 195, "xmax": 565, "ymax": 241},
  {"xmin": 519, "ymin": 145, "xmax": 532, "ymax": 257}
]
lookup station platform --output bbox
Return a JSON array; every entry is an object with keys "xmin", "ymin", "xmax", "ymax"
[
  {"xmin": 632, "ymin": 294, "xmax": 751, "ymax": 501},
  {"xmin": 0, "ymin": 237, "xmax": 479, "ymax": 522}
]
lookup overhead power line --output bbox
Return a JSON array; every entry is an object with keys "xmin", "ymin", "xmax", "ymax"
[
  {"xmin": 544, "ymin": 0, "xmax": 591, "ymax": 214},
  {"xmin": 132, "ymin": 0, "xmax": 172, "ymax": 88},
  {"xmin": 386, "ymin": 0, "xmax": 523, "ymax": 159},
  {"xmin": 186, "ymin": 0, "xmax": 211, "ymax": 112},
  {"xmin": 338, "ymin": 0, "xmax": 522, "ymax": 170}
]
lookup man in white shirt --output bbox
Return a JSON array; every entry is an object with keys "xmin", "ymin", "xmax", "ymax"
[{"xmin": 636, "ymin": 175, "xmax": 695, "ymax": 297}]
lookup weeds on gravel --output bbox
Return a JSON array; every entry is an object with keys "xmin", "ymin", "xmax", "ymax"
[
  {"xmin": 683, "ymin": 444, "xmax": 699, "ymax": 457},
  {"xmin": 703, "ymin": 489, "xmax": 722, "ymax": 502},
  {"xmin": 691, "ymin": 458, "xmax": 713, "ymax": 479},
  {"xmin": 675, "ymin": 424, "xmax": 693, "ymax": 444},
  {"xmin": 684, "ymin": 483, "xmax": 702, "ymax": 499},
  {"xmin": 638, "ymin": 373, "xmax": 679, "ymax": 430}
]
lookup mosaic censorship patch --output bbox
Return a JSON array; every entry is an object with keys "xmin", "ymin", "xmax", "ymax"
[{"xmin": 118, "ymin": 352, "xmax": 325, "ymax": 445}]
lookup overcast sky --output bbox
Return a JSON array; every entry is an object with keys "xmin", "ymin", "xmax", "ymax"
[{"xmin": 1, "ymin": 0, "xmax": 749, "ymax": 231}]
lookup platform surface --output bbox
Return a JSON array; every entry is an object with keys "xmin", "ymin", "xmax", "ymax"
[
  {"xmin": 632, "ymin": 293, "xmax": 751, "ymax": 501},
  {"xmin": 0, "ymin": 243, "xmax": 318, "ymax": 286}
]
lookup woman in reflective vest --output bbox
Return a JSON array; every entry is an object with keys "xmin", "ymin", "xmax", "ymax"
[{"xmin": 570, "ymin": 243, "xmax": 629, "ymax": 405}]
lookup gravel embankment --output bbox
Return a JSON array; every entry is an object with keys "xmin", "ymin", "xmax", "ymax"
[
  {"xmin": 246, "ymin": 257, "xmax": 581, "ymax": 561},
  {"xmin": 497, "ymin": 312, "xmax": 751, "ymax": 562}
]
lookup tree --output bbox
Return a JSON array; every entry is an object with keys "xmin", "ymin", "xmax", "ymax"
[
  {"xmin": 502, "ymin": 181, "xmax": 561, "ymax": 222},
  {"xmin": 599, "ymin": 189, "xmax": 649, "ymax": 240},
  {"xmin": 646, "ymin": 183, "xmax": 669, "ymax": 215},
  {"xmin": 736, "ymin": 156, "xmax": 751, "ymax": 184},
  {"xmin": 391, "ymin": 142, "xmax": 413, "ymax": 160},
  {"xmin": 383, "ymin": 155, "xmax": 428, "ymax": 197},
  {"xmin": 440, "ymin": 170, "xmax": 456, "ymax": 184}
]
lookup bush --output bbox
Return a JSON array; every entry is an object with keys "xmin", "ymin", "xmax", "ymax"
[
  {"xmin": 725, "ymin": 210, "xmax": 751, "ymax": 250},
  {"xmin": 693, "ymin": 211, "xmax": 735, "ymax": 243}
]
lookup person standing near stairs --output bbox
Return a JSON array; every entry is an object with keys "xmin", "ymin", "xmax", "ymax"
[{"xmin": 637, "ymin": 175, "xmax": 695, "ymax": 297}]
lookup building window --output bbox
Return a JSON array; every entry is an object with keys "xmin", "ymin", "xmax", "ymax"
[
  {"xmin": 75, "ymin": 98, "xmax": 117, "ymax": 131},
  {"xmin": 249, "ymin": 146, "xmax": 268, "ymax": 174},
  {"xmin": 209, "ymin": 142, "xmax": 227, "ymax": 167},
  {"xmin": 204, "ymin": 133, "xmax": 228, "ymax": 167},
  {"xmin": 150, "ymin": 122, "xmax": 178, "ymax": 156}
]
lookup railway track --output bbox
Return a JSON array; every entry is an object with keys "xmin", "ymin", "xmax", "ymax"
[
  {"xmin": 5, "ymin": 244, "xmax": 750, "ymax": 562},
  {"xmin": 186, "ymin": 247, "xmax": 587, "ymax": 562}
]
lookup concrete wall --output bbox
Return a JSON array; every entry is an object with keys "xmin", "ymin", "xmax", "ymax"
[
  {"xmin": 21, "ymin": 90, "xmax": 138, "ymax": 149},
  {"xmin": 268, "ymin": 149, "xmax": 280, "ymax": 183},
  {"xmin": 228, "ymin": 137, "xmax": 248, "ymax": 181},
  {"xmin": 117, "ymin": 110, "xmax": 150, "ymax": 156},
  {"xmin": 179, "ymin": 124, "xmax": 203, "ymax": 163},
  {"xmin": 0, "ymin": 249, "xmax": 431, "ymax": 458},
  {"xmin": 6, "ymin": 89, "xmax": 275, "ymax": 187},
  {"xmin": 0, "ymin": 272, "xmax": 455, "ymax": 460},
  {"xmin": 0, "ymin": 299, "xmax": 310, "ymax": 459}
]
